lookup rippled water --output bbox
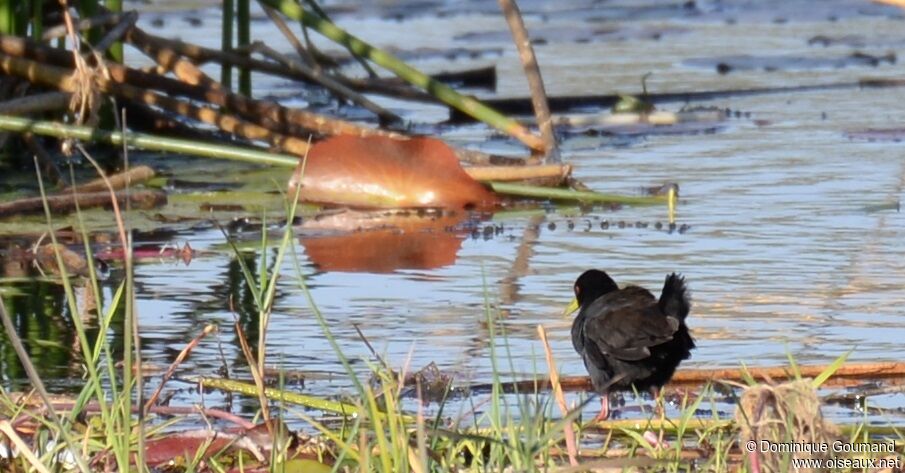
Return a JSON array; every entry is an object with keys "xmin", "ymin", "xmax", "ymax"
[{"xmin": 3, "ymin": 0, "xmax": 905, "ymax": 424}]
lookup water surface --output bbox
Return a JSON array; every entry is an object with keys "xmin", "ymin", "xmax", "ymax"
[{"xmin": 3, "ymin": 0, "xmax": 905, "ymax": 424}]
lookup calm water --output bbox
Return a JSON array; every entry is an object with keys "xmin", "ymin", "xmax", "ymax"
[{"xmin": 3, "ymin": 0, "xmax": 905, "ymax": 424}]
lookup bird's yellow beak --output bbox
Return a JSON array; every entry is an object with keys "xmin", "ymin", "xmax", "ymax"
[{"xmin": 563, "ymin": 298, "xmax": 580, "ymax": 317}]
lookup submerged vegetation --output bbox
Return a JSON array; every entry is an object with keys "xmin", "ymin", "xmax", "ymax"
[{"xmin": 0, "ymin": 0, "xmax": 904, "ymax": 471}]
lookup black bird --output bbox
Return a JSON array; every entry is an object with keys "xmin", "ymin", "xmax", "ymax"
[{"xmin": 565, "ymin": 270, "xmax": 695, "ymax": 420}]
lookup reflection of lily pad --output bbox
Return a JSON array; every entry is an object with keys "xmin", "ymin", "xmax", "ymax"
[{"xmin": 299, "ymin": 210, "xmax": 470, "ymax": 273}]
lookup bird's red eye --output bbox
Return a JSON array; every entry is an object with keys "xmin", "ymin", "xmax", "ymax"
[{"xmin": 574, "ymin": 285, "xmax": 580, "ymax": 295}]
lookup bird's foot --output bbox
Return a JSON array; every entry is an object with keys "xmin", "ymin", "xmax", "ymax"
[
  {"xmin": 642, "ymin": 430, "xmax": 671, "ymax": 449},
  {"xmin": 666, "ymin": 386, "xmax": 700, "ymax": 406},
  {"xmin": 592, "ymin": 410, "xmax": 609, "ymax": 423}
]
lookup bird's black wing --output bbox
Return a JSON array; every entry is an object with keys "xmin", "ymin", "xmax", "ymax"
[{"xmin": 581, "ymin": 286, "xmax": 679, "ymax": 361}]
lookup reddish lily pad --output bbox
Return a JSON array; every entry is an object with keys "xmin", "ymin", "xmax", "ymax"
[{"xmin": 288, "ymin": 135, "xmax": 498, "ymax": 209}]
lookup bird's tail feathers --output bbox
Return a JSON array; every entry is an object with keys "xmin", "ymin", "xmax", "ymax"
[{"xmin": 659, "ymin": 273, "xmax": 691, "ymax": 321}]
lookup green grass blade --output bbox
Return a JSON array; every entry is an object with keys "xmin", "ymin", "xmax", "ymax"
[
  {"xmin": 811, "ymin": 350, "xmax": 851, "ymax": 388},
  {"xmin": 785, "ymin": 349, "xmax": 802, "ymax": 381}
]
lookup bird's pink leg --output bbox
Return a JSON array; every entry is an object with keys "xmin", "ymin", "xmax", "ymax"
[
  {"xmin": 644, "ymin": 386, "xmax": 671, "ymax": 449},
  {"xmin": 592, "ymin": 394, "xmax": 609, "ymax": 422},
  {"xmin": 652, "ymin": 386, "xmax": 664, "ymax": 418}
]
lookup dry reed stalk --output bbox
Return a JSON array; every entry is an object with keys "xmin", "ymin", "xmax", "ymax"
[
  {"xmin": 123, "ymin": 26, "xmax": 320, "ymax": 88},
  {"xmin": 537, "ymin": 325, "xmax": 579, "ymax": 466},
  {"xmin": 0, "ymin": 35, "xmax": 388, "ymax": 138},
  {"xmin": 0, "ymin": 52, "xmax": 315, "ymax": 155},
  {"xmin": 0, "ymin": 190, "xmax": 166, "ymax": 216},
  {"xmin": 466, "ymin": 164, "xmax": 570, "ymax": 183},
  {"xmin": 0, "ymin": 421, "xmax": 52, "ymax": 473},
  {"xmin": 476, "ymin": 361, "xmax": 905, "ymax": 393},
  {"xmin": 672, "ymin": 362, "xmax": 905, "ymax": 385},
  {"xmin": 92, "ymin": 10, "xmax": 136, "ymax": 53},
  {"xmin": 41, "ymin": 12, "xmax": 125, "ymax": 41},
  {"xmin": 233, "ymin": 319, "xmax": 272, "ymax": 426},
  {"xmin": 259, "ymin": 4, "xmax": 315, "ymax": 66},
  {"xmin": 0, "ymin": 91, "xmax": 70, "ymax": 114},
  {"xmin": 498, "ymin": 0, "xmax": 557, "ymax": 160},
  {"xmin": 144, "ymin": 324, "xmax": 217, "ymax": 413},
  {"xmin": 9, "ymin": 398, "xmax": 257, "ymax": 430},
  {"xmin": 247, "ymin": 41, "xmax": 399, "ymax": 123},
  {"xmin": 0, "ymin": 34, "xmax": 531, "ymax": 167},
  {"xmin": 0, "ymin": 35, "xmax": 399, "ymax": 140},
  {"xmin": 125, "ymin": 27, "xmax": 223, "ymax": 91}
]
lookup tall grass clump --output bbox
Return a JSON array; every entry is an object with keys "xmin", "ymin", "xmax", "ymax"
[{"xmin": 0, "ymin": 153, "xmax": 142, "ymax": 471}]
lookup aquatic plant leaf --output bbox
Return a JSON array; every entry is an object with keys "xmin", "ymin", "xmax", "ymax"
[
  {"xmin": 277, "ymin": 458, "xmax": 333, "ymax": 473},
  {"xmin": 618, "ymin": 428, "xmax": 657, "ymax": 455},
  {"xmin": 288, "ymin": 135, "xmax": 498, "ymax": 209},
  {"xmin": 142, "ymin": 434, "xmax": 235, "ymax": 468}
]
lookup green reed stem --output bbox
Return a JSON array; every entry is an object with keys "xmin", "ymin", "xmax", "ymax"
[
  {"xmin": 0, "ymin": 115, "xmax": 299, "ymax": 167},
  {"xmin": 78, "ymin": 0, "xmax": 99, "ymax": 46},
  {"xmin": 490, "ymin": 182, "xmax": 667, "ymax": 205},
  {"xmin": 200, "ymin": 377, "xmax": 361, "ymax": 417},
  {"xmin": 0, "ymin": 0, "xmax": 13, "ymax": 36},
  {"xmin": 105, "ymin": 0, "xmax": 123, "ymax": 62},
  {"xmin": 30, "ymin": 0, "xmax": 41, "ymax": 39},
  {"xmin": 221, "ymin": 0, "xmax": 234, "ymax": 88},
  {"xmin": 13, "ymin": 0, "xmax": 26, "ymax": 36},
  {"xmin": 237, "ymin": 0, "xmax": 251, "ymax": 96},
  {"xmin": 299, "ymin": 0, "xmax": 376, "ymax": 77}
]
